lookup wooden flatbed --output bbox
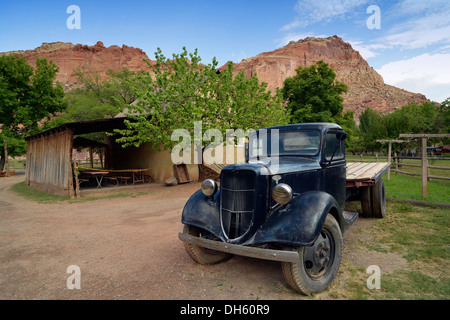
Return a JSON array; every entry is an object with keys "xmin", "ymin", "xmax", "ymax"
[
  {"xmin": 346, "ymin": 162, "xmax": 391, "ymax": 187},
  {"xmin": 204, "ymin": 162, "xmax": 392, "ymax": 187}
]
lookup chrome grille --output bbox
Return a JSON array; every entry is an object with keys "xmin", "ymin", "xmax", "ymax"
[{"xmin": 220, "ymin": 170, "xmax": 256, "ymax": 240}]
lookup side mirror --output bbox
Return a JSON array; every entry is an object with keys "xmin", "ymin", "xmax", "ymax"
[{"xmin": 336, "ymin": 131, "xmax": 347, "ymax": 141}]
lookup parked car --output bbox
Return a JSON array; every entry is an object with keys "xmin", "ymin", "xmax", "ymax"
[{"xmin": 435, "ymin": 146, "xmax": 450, "ymax": 155}]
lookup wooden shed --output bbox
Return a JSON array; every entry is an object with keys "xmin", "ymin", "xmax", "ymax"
[
  {"xmin": 25, "ymin": 117, "xmax": 127, "ymax": 197},
  {"xmin": 25, "ymin": 116, "xmax": 245, "ymax": 197}
]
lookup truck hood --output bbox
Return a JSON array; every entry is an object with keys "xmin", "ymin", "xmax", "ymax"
[{"xmin": 243, "ymin": 157, "xmax": 321, "ymax": 175}]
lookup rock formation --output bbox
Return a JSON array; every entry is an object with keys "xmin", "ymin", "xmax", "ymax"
[
  {"xmin": 219, "ymin": 35, "xmax": 428, "ymax": 119},
  {"xmin": 0, "ymin": 41, "xmax": 154, "ymax": 90},
  {"xmin": 1, "ymin": 37, "xmax": 429, "ymax": 119}
]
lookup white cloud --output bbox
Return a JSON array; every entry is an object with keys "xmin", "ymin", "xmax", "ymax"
[
  {"xmin": 376, "ymin": 53, "xmax": 450, "ymax": 102},
  {"xmin": 346, "ymin": 40, "xmax": 390, "ymax": 60},
  {"xmin": 293, "ymin": 0, "xmax": 370, "ymax": 25},
  {"xmin": 280, "ymin": 0, "xmax": 371, "ymax": 31},
  {"xmin": 382, "ymin": 16, "xmax": 450, "ymax": 50},
  {"xmin": 280, "ymin": 20, "xmax": 301, "ymax": 31},
  {"xmin": 379, "ymin": 0, "xmax": 450, "ymax": 49},
  {"xmin": 348, "ymin": 41, "xmax": 377, "ymax": 59},
  {"xmin": 390, "ymin": 0, "xmax": 449, "ymax": 16}
]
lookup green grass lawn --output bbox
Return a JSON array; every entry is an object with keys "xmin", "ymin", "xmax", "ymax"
[
  {"xmin": 354, "ymin": 203, "xmax": 449, "ymax": 300},
  {"xmin": 9, "ymin": 182, "xmax": 135, "ymax": 204},
  {"xmin": 6, "ymin": 158, "xmax": 26, "ymax": 169},
  {"xmin": 384, "ymin": 173, "xmax": 450, "ymax": 204},
  {"xmin": 342, "ymin": 158, "xmax": 449, "ymax": 299}
]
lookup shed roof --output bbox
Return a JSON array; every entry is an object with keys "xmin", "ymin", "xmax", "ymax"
[
  {"xmin": 72, "ymin": 136, "xmax": 109, "ymax": 149},
  {"xmin": 25, "ymin": 117, "xmax": 128, "ymax": 141}
]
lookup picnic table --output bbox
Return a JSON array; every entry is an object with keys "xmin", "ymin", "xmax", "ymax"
[
  {"xmin": 109, "ymin": 169, "xmax": 148, "ymax": 184},
  {"xmin": 82, "ymin": 171, "xmax": 109, "ymax": 188}
]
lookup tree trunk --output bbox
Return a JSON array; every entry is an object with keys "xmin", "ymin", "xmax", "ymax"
[{"xmin": 0, "ymin": 154, "xmax": 5, "ymax": 172}]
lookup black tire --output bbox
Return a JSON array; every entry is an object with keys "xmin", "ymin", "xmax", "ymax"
[
  {"xmin": 282, "ymin": 214, "xmax": 343, "ymax": 295},
  {"xmin": 360, "ymin": 187, "xmax": 372, "ymax": 217},
  {"xmin": 371, "ymin": 179, "xmax": 386, "ymax": 219},
  {"xmin": 182, "ymin": 225, "xmax": 233, "ymax": 265}
]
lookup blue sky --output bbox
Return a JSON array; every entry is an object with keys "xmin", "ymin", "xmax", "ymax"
[{"xmin": 1, "ymin": 0, "xmax": 449, "ymax": 102}]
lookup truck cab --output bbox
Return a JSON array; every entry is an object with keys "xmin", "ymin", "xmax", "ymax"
[{"xmin": 179, "ymin": 123, "xmax": 363, "ymax": 295}]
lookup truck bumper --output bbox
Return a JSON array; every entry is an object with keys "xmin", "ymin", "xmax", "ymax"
[{"xmin": 178, "ymin": 232, "xmax": 300, "ymax": 263}]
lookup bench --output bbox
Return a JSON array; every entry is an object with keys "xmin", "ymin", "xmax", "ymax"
[
  {"xmin": 105, "ymin": 176, "xmax": 132, "ymax": 185},
  {"xmin": 104, "ymin": 176, "xmax": 119, "ymax": 186},
  {"xmin": 78, "ymin": 178, "xmax": 89, "ymax": 188}
]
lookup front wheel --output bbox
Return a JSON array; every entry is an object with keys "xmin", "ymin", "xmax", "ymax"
[
  {"xmin": 182, "ymin": 225, "xmax": 233, "ymax": 265},
  {"xmin": 282, "ymin": 214, "xmax": 343, "ymax": 295}
]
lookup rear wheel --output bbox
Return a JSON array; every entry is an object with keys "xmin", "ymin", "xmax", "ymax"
[
  {"xmin": 359, "ymin": 179, "xmax": 386, "ymax": 219},
  {"xmin": 360, "ymin": 186, "xmax": 372, "ymax": 217},
  {"xmin": 371, "ymin": 179, "xmax": 386, "ymax": 218},
  {"xmin": 182, "ymin": 225, "xmax": 233, "ymax": 265},
  {"xmin": 282, "ymin": 214, "xmax": 343, "ymax": 295}
]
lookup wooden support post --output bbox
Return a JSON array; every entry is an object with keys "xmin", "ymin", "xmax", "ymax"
[
  {"xmin": 89, "ymin": 146, "xmax": 94, "ymax": 168},
  {"xmin": 99, "ymin": 148, "xmax": 104, "ymax": 169},
  {"xmin": 73, "ymin": 161, "xmax": 80, "ymax": 198},
  {"xmin": 421, "ymin": 137, "xmax": 428, "ymax": 198},
  {"xmin": 4, "ymin": 140, "xmax": 9, "ymax": 177},
  {"xmin": 376, "ymin": 139, "xmax": 404, "ymax": 181},
  {"xmin": 387, "ymin": 141, "xmax": 392, "ymax": 181},
  {"xmin": 398, "ymin": 133, "xmax": 450, "ymax": 198}
]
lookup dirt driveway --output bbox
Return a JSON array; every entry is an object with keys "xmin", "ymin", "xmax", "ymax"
[{"xmin": 0, "ymin": 174, "xmax": 406, "ymax": 300}]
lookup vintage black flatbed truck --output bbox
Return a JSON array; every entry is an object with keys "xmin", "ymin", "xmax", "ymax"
[{"xmin": 178, "ymin": 123, "xmax": 390, "ymax": 295}]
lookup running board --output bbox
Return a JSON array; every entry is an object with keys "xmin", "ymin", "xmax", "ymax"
[{"xmin": 341, "ymin": 210, "xmax": 359, "ymax": 235}]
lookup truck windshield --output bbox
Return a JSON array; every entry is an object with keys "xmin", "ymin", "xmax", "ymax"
[{"xmin": 249, "ymin": 130, "xmax": 320, "ymax": 157}]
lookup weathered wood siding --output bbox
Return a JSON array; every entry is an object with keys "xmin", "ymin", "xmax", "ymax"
[{"xmin": 25, "ymin": 129, "xmax": 74, "ymax": 197}]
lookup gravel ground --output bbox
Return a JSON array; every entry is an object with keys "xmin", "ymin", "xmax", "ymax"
[{"xmin": 0, "ymin": 174, "xmax": 407, "ymax": 300}]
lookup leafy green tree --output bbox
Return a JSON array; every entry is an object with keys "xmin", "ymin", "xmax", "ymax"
[
  {"xmin": 281, "ymin": 60, "xmax": 348, "ymax": 124},
  {"xmin": 0, "ymin": 55, "xmax": 66, "ymax": 169},
  {"xmin": 358, "ymin": 108, "xmax": 387, "ymax": 151},
  {"xmin": 436, "ymin": 97, "xmax": 449, "ymax": 134},
  {"xmin": 74, "ymin": 68, "xmax": 141, "ymax": 109},
  {"xmin": 357, "ymin": 101, "xmax": 445, "ymax": 152},
  {"xmin": 42, "ymin": 67, "xmax": 145, "ymax": 146},
  {"xmin": 281, "ymin": 60, "xmax": 358, "ymax": 151},
  {"xmin": 338, "ymin": 110, "xmax": 362, "ymax": 153},
  {"xmin": 44, "ymin": 89, "xmax": 119, "ymax": 128},
  {"xmin": 114, "ymin": 47, "xmax": 288, "ymax": 149},
  {"xmin": 383, "ymin": 101, "xmax": 439, "ymax": 138},
  {"xmin": 44, "ymin": 68, "xmax": 143, "ymax": 130}
]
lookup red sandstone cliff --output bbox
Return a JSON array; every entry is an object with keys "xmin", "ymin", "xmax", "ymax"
[
  {"xmin": 0, "ymin": 41, "xmax": 154, "ymax": 89},
  {"xmin": 219, "ymin": 35, "xmax": 429, "ymax": 118},
  {"xmin": 1, "ymin": 37, "xmax": 429, "ymax": 119}
]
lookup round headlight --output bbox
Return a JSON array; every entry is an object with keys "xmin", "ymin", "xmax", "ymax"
[
  {"xmin": 201, "ymin": 179, "xmax": 217, "ymax": 197},
  {"xmin": 272, "ymin": 183, "xmax": 293, "ymax": 205}
]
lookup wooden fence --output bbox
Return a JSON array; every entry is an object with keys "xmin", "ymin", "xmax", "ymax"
[
  {"xmin": 348, "ymin": 152, "xmax": 449, "ymax": 198},
  {"xmin": 350, "ymin": 153, "xmax": 450, "ymax": 178},
  {"xmin": 361, "ymin": 134, "xmax": 450, "ymax": 198}
]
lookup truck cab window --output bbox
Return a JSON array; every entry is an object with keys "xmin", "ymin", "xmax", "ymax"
[{"xmin": 324, "ymin": 131, "xmax": 343, "ymax": 160}]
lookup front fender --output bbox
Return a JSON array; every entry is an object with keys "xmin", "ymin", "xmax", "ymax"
[
  {"xmin": 248, "ymin": 191, "xmax": 340, "ymax": 246},
  {"xmin": 181, "ymin": 188, "xmax": 224, "ymax": 240}
]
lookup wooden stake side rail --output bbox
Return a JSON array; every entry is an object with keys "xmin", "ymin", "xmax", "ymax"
[{"xmin": 346, "ymin": 162, "xmax": 391, "ymax": 187}]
